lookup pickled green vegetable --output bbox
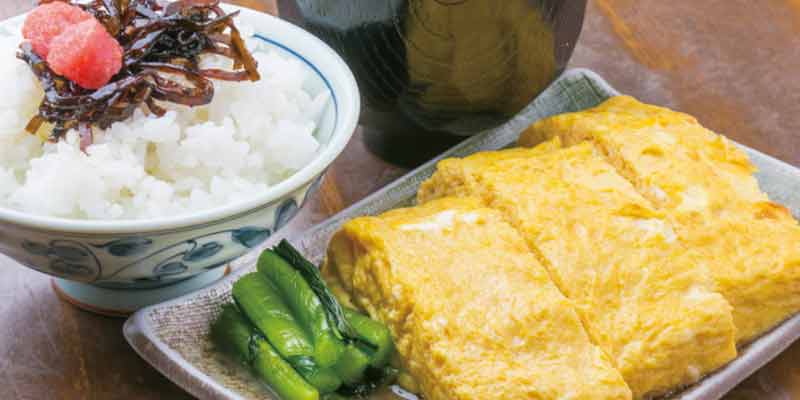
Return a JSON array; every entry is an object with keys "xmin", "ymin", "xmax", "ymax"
[
  {"xmin": 344, "ymin": 308, "xmax": 394, "ymax": 368},
  {"xmin": 258, "ymin": 249, "xmax": 344, "ymax": 367},
  {"xmin": 232, "ymin": 273, "xmax": 313, "ymax": 359},
  {"xmin": 211, "ymin": 305, "xmax": 319, "ymax": 400}
]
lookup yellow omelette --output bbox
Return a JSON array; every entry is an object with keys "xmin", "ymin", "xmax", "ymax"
[
  {"xmin": 324, "ymin": 197, "xmax": 632, "ymax": 400},
  {"xmin": 520, "ymin": 96, "xmax": 800, "ymax": 343},
  {"xmin": 419, "ymin": 142, "xmax": 737, "ymax": 398}
]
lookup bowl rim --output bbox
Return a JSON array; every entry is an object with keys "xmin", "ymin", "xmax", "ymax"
[{"xmin": 0, "ymin": 5, "xmax": 360, "ymax": 235}]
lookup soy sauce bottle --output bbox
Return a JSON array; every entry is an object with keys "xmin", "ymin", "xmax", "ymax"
[{"xmin": 283, "ymin": 0, "xmax": 587, "ymax": 166}]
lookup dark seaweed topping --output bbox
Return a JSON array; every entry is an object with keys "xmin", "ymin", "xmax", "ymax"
[{"xmin": 18, "ymin": 0, "xmax": 260, "ymax": 150}]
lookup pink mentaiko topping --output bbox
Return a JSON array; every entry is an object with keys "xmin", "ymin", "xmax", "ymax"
[
  {"xmin": 46, "ymin": 18, "xmax": 124, "ymax": 90},
  {"xmin": 22, "ymin": 2, "xmax": 93, "ymax": 58}
]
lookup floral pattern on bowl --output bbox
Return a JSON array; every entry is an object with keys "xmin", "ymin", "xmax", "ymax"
[{"xmin": 13, "ymin": 189, "xmax": 310, "ymax": 288}]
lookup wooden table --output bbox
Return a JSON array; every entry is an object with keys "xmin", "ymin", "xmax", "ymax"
[{"xmin": 1, "ymin": 0, "xmax": 798, "ymax": 398}]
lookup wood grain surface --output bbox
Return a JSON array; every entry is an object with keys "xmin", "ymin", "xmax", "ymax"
[{"xmin": 0, "ymin": 0, "xmax": 799, "ymax": 399}]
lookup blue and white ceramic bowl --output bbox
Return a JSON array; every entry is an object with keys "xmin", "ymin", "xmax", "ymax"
[{"xmin": 0, "ymin": 5, "xmax": 359, "ymax": 312}]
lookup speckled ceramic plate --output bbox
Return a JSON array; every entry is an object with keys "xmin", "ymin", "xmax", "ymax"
[{"xmin": 124, "ymin": 69, "xmax": 800, "ymax": 400}]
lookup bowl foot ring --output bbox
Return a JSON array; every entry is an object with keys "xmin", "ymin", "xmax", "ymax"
[{"xmin": 52, "ymin": 266, "xmax": 231, "ymax": 318}]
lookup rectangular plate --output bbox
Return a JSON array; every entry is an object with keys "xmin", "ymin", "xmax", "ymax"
[{"xmin": 124, "ymin": 69, "xmax": 800, "ymax": 400}]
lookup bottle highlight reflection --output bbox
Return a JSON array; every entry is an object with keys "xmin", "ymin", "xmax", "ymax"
[{"xmin": 288, "ymin": 0, "xmax": 587, "ymax": 166}]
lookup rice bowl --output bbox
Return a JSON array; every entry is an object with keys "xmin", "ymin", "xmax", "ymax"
[
  {"xmin": 0, "ymin": 24, "xmax": 329, "ymax": 220},
  {"xmin": 0, "ymin": 4, "xmax": 359, "ymax": 311}
]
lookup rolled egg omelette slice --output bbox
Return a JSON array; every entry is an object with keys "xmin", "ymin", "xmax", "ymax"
[
  {"xmin": 519, "ymin": 95, "xmax": 800, "ymax": 344},
  {"xmin": 324, "ymin": 196, "xmax": 632, "ymax": 400},
  {"xmin": 418, "ymin": 142, "xmax": 737, "ymax": 399}
]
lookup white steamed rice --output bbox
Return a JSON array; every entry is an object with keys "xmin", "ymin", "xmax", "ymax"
[{"xmin": 0, "ymin": 25, "xmax": 328, "ymax": 220}]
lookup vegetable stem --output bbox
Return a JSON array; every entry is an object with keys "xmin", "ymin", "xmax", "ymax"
[
  {"xmin": 258, "ymin": 250, "xmax": 344, "ymax": 368},
  {"xmin": 291, "ymin": 357, "xmax": 343, "ymax": 394},
  {"xmin": 211, "ymin": 304, "xmax": 319, "ymax": 400},
  {"xmin": 344, "ymin": 308, "xmax": 394, "ymax": 368},
  {"xmin": 232, "ymin": 273, "xmax": 314, "ymax": 359},
  {"xmin": 273, "ymin": 240, "xmax": 358, "ymax": 339},
  {"xmin": 333, "ymin": 343, "xmax": 371, "ymax": 384},
  {"xmin": 233, "ymin": 273, "xmax": 343, "ymax": 393}
]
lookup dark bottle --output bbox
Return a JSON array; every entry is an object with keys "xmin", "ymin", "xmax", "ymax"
[{"xmin": 282, "ymin": 0, "xmax": 587, "ymax": 166}]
